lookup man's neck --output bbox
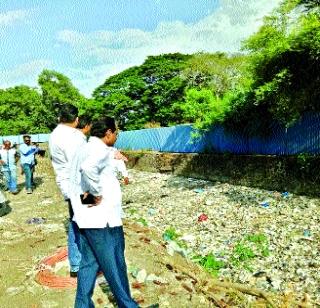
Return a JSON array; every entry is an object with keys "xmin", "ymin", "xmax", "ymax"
[{"xmin": 61, "ymin": 122, "xmax": 77, "ymax": 128}]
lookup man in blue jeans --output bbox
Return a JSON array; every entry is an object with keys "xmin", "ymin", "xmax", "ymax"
[
  {"xmin": 49, "ymin": 104, "xmax": 92, "ymax": 277},
  {"xmin": 19, "ymin": 135, "xmax": 39, "ymax": 194},
  {"xmin": 70, "ymin": 117, "xmax": 138, "ymax": 308},
  {"xmin": 0, "ymin": 140, "xmax": 19, "ymax": 194}
]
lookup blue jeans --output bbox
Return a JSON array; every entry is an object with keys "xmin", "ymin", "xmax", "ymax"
[
  {"xmin": 68, "ymin": 201, "xmax": 82, "ymax": 272},
  {"xmin": 2, "ymin": 169, "xmax": 17, "ymax": 192},
  {"xmin": 75, "ymin": 226, "xmax": 138, "ymax": 308},
  {"xmin": 22, "ymin": 163, "xmax": 34, "ymax": 190}
]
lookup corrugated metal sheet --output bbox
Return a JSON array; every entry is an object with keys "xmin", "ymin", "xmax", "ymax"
[{"xmin": 1, "ymin": 113, "xmax": 319, "ymax": 155}]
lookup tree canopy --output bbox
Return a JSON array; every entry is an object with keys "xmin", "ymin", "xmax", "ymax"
[{"xmin": 0, "ymin": 0, "xmax": 318, "ymax": 137}]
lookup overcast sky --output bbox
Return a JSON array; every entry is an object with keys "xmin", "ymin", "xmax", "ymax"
[{"xmin": 0, "ymin": 0, "xmax": 281, "ymax": 97}]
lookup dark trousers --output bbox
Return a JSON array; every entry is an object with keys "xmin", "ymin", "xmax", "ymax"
[{"xmin": 75, "ymin": 226, "xmax": 137, "ymax": 308}]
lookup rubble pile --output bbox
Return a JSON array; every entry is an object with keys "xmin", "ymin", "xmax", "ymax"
[{"xmin": 123, "ymin": 170, "xmax": 320, "ymax": 304}]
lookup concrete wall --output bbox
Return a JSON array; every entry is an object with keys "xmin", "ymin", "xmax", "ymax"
[{"xmin": 124, "ymin": 151, "xmax": 320, "ymax": 196}]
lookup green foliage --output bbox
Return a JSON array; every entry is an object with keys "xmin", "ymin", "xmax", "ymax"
[
  {"xmin": 0, "ymin": 85, "xmax": 46, "ymax": 135},
  {"xmin": 136, "ymin": 217, "xmax": 148, "ymax": 226},
  {"xmin": 182, "ymin": 52, "xmax": 251, "ymax": 95},
  {"xmin": 93, "ymin": 53, "xmax": 191, "ymax": 130},
  {"xmin": 1, "ymin": 0, "xmax": 318, "ymax": 138},
  {"xmin": 177, "ymin": 88, "xmax": 232, "ymax": 130},
  {"xmin": 38, "ymin": 69, "xmax": 88, "ymax": 129},
  {"xmin": 296, "ymin": 153, "xmax": 320, "ymax": 180},
  {"xmin": 231, "ymin": 233, "xmax": 270, "ymax": 271},
  {"xmin": 0, "ymin": 69, "xmax": 92, "ymax": 135},
  {"xmin": 192, "ymin": 253, "xmax": 225, "ymax": 277},
  {"xmin": 92, "ymin": 52, "xmax": 249, "ymax": 130},
  {"xmin": 163, "ymin": 227, "xmax": 180, "ymax": 241},
  {"xmin": 225, "ymin": 2, "xmax": 320, "ymax": 136},
  {"xmin": 298, "ymin": 0, "xmax": 320, "ymax": 11}
]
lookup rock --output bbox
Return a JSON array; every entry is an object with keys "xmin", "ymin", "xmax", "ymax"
[{"xmin": 136, "ymin": 269, "xmax": 147, "ymax": 283}]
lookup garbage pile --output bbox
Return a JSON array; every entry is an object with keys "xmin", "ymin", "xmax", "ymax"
[{"xmin": 123, "ymin": 170, "xmax": 320, "ymax": 304}]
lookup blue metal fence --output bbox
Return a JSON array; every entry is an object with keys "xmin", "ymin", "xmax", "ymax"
[
  {"xmin": 115, "ymin": 112, "xmax": 320, "ymax": 155},
  {"xmin": 1, "ymin": 112, "xmax": 319, "ymax": 154}
]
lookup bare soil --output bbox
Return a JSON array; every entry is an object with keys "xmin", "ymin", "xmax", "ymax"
[{"xmin": 0, "ymin": 155, "xmax": 309, "ymax": 308}]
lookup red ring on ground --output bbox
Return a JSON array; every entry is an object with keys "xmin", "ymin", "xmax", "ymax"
[{"xmin": 35, "ymin": 247, "xmax": 77, "ymax": 289}]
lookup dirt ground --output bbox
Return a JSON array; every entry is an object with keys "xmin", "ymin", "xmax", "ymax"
[{"xmin": 0, "ymin": 155, "xmax": 311, "ymax": 308}]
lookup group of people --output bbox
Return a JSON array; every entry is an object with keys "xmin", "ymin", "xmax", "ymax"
[
  {"xmin": 49, "ymin": 104, "xmax": 144, "ymax": 308},
  {"xmin": 0, "ymin": 135, "xmax": 40, "ymax": 195}
]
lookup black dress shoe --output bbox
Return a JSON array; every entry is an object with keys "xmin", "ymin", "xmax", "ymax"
[{"xmin": 70, "ymin": 271, "xmax": 78, "ymax": 278}]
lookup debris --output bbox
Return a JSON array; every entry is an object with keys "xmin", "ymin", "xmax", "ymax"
[
  {"xmin": 26, "ymin": 217, "xmax": 46, "ymax": 224},
  {"xmin": 197, "ymin": 214, "xmax": 208, "ymax": 222},
  {"xmin": 303, "ymin": 229, "xmax": 311, "ymax": 237},
  {"xmin": 122, "ymin": 169, "xmax": 320, "ymax": 303},
  {"xmin": 136, "ymin": 269, "xmax": 147, "ymax": 283},
  {"xmin": 259, "ymin": 201, "xmax": 269, "ymax": 208}
]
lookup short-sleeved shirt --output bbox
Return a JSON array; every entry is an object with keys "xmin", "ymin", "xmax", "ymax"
[{"xmin": 0, "ymin": 148, "xmax": 18, "ymax": 171}]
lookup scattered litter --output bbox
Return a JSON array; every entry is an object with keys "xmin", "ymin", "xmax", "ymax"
[
  {"xmin": 259, "ymin": 201, "xmax": 269, "ymax": 208},
  {"xmin": 26, "ymin": 217, "xmax": 47, "ymax": 224},
  {"xmin": 193, "ymin": 188, "xmax": 204, "ymax": 193},
  {"xmin": 180, "ymin": 234, "xmax": 195, "ymax": 243},
  {"xmin": 147, "ymin": 208, "xmax": 157, "ymax": 216},
  {"xmin": 131, "ymin": 282, "xmax": 144, "ymax": 289},
  {"xmin": 122, "ymin": 170, "xmax": 320, "ymax": 303},
  {"xmin": 6, "ymin": 286, "xmax": 25, "ymax": 296},
  {"xmin": 136, "ymin": 269, "xmax": 147, "ymax": 283},
  {"xmin": 197, "ymin": 214, "xmax": 208, "ymax": 222},
  {"xmin": 303, "ymin": 229, "xmax": 311, "ymax": 237},
  {"xmin": 40, "ymin": 199, "xmax": 54, "ymax": 205},
  {"xmin": 166, "ymin": 241, "xmax": 188, "ymax": 257}
]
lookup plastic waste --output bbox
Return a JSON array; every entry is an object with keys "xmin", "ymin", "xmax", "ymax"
[
  {"xmin": 303, "ymin": 229, "xmax": 311, "ymax": 237},
  {"xmin": 198, "ymin": 214, "xmax": 208, "ymax": 222},
  {"xmin": 26, "ymin": 217, "xmax": 46, "ymax": 224},
  {"xmin": 260, "ymin": 201, "xmax": 269, "ymax": 208}
]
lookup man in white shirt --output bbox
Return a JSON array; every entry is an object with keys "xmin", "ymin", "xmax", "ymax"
[
  {"xmin": 72, "ymin": 117, "xmax": 138, "ymax": 308},
  {"xmin": 48, "ymin": 104, "xmax": 84, "ymax": 277},
  {"xmin": 0, "ymin": 140, "xmax": 19, "ymax": 194}
]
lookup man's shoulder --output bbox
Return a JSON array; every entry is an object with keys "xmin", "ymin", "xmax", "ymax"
[
  {"xmin": 74, "ymin": 129, "xmax": 87, "ymax": 143},
  {"xmin": 50, "ymin": 125, "xmax": 78, "ymax": 145}
]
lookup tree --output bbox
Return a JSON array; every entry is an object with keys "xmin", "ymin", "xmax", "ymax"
[
  {"xmin": 93, "ymin": 53, "xmax": 191, "ymax": 130},
  {"xmin": 0, "ymin": 85, "xmax": 45, "ymax": 135},
  {"xmin": 223, "ymin": 0, "xmax": 320, "ymax": 136},
  {"xmin": 38, "ymin": 69, "xmax": 87, "ymax": 129},
  {"xmin": 182, "ymin": 52, "xmax": 250, "ymax": 97}
]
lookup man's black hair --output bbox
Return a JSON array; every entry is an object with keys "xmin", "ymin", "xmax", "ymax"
[
  {"xmin": 23, "ymin": 135, "xmax": 31, "ymax": 140},
  {"xmin": 78, "ymin": 114, "xmax": 93, "ymax": 129},
  {"xmin": 90, "ymin": 116, "xmax": 116, "ymax": 138},
  {"xmin": 58, "ymin": 103, "xmax": 78, "ymax": 123}
]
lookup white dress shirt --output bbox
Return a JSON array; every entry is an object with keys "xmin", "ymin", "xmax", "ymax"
[
  {"xmin": 49, "ymin": 124, "xmax": 86, "ymax": 199},
  {"xmin": 111, "ymin": 147, "xmax": 128, "ymax": 178},
  {"xmin": 70, "ymin": 137, "xmax": 123, "ymax": 228}
]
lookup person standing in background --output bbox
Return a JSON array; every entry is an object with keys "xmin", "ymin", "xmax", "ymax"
[
  {"xmin": 49, "ymin": 104, "xmax": 87, "ymax": 277},
  {"xmin": 0, "ymin": 140, "xmax": 19, "ymax": 194},
  {"xmin": 19, "ymin": 135, "xmax": 39, "ymax": 194}
]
